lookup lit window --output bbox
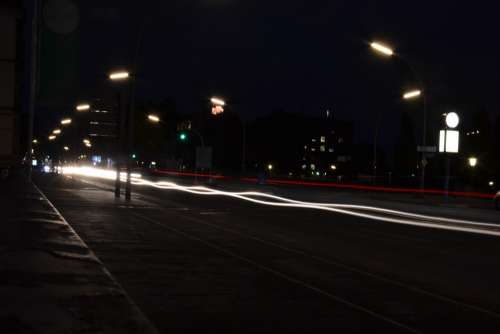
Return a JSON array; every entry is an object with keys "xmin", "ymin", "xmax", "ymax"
[
  {"xmin": 320, "ymin": 145, "xmax": 325, "ymax": 152},
  {"xmin": 310, "ymin": 164, "xmax": 316, "ymax": 170},
  {"xmin": 338, "ymin": 137, "xmax": 344, "ymax": 143},
  {"xmin": 312, "ymin": 139, "xmax": 317, "ymax": 142},
  {"xmin": 302, "ymin": 164, "xmax": 307, "ymax": 170},
  {"xmin": 304, "ymin": 145, "xmax": 307, "ymax": 150},
  {"xmin": 311, "ymin": 148, "xmax": 316, "ymax": 152},
  {"xmin": 328, "ymin": 148, "xmax": 334, "ymax": 153},
  {"xmin": 320, "ymin": 136, "xmax": 326, "ymax": 143}
]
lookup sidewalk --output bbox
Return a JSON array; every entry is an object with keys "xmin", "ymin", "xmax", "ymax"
[{"xmin": 0, "ymin": 171, "xmax": 158, "ymax": 334}]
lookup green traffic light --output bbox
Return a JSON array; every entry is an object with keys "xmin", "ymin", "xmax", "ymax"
[{"xmin": 179, "ymin": 133, "xmax": 187, "ymax": 141}]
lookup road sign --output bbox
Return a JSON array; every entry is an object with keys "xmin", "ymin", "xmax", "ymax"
[
  {"xmin": 417, "ymin": 146, "xmax": 437, "ymax": 153},
  {"xmin": 439, "ymin": 130, "xmax": 459, "ymax": 153}
]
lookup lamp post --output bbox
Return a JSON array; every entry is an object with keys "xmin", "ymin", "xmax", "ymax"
[
  {"xmin": 210, "ymin": 97, "xmax": 246, "ymax": 173},
  {"xmin": 372, "ymin": 89, "xmax": 421, "ymax": 185},
  {"xmin": 109, "ymin": 70, "xmax": 132, "ymax": 199},
  {"xmin": 370, "ymin": 41, "xmax": 428, "ymax": 190}
]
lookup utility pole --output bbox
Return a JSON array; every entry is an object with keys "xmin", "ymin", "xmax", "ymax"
[
  {"xmin": 115, "ymin": 91, "xmax": 125, "ymax": 198},
  {"xmin": 27, "ymin": 0, "xmax": 39, "ymax": 180}
]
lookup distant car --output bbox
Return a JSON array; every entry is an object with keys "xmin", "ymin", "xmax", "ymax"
[{"xmin": 495, "ymin": 191, "xmax": 500, "ymax": 210}]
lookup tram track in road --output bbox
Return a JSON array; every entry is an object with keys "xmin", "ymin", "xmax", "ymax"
[
  {"xmin": 129, "ymin": 204, "xmax": 500, "ymax": 334},
  {"xmin": 130, "ymin": 211, "xmax": 422, "ymax": 334},
  {"xmin": 136, "ymin": 207, "xmax": 500, "ymax": 319}
]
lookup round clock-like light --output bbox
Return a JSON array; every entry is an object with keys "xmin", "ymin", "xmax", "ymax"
[{"xmin": 446, "ymin": 112, "xmax": 459, "ymax": 129}]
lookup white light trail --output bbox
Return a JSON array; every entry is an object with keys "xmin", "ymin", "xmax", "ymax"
[{"xmin": 61, "ymin": 166, "xmax": 500, "ymax": 237}]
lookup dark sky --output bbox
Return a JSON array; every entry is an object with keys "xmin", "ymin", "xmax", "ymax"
[{"xmin": 40, "ymin": 0, "xmax": 500, "ymax": 147}]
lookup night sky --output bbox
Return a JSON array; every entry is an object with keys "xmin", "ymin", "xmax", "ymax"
[{"xmin": 39, "ymin": 0, "xmax": 500, "ymax": 148}]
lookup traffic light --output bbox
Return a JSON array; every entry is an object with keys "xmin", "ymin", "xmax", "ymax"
[{"xmin": 179, "ymin": 132, "xmax": 187, "ymax": 141}]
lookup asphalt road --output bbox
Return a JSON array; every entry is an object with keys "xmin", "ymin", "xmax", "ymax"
[{"xmin": 34, "ymin": 173, "xmax": 500, "ymax": 333}]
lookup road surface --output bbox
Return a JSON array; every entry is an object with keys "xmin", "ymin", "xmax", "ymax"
[{"xmin": 35, "ymin": 173, "xmax": 500, "ymax": 333}]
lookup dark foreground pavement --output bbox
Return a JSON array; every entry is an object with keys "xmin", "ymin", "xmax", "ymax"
[
  {"xmin": 35, "ymin": 173, "xmax": 500, "ymax": 333},
  {"xmin": 0, "ymin": 172, "xmax": 158, "ymax": 334}
]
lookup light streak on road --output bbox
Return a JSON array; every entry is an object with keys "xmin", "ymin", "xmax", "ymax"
[
  {"xmin": 62, "ymin": 166, "xmax": 141, "ymax": 181},
  {"xmin": 61, "ymin": 166, "xmax": 500, "ymax": 237}
]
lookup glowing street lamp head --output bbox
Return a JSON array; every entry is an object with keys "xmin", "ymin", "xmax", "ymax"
[
  {"xmin": 48, "ymin": 135, "xmax": 56, "ymax": 141},
  {"xmin": 210, "ymin": 97, "xmax": 226, "ymax": 106},
  {"xmin": 211, "ymin": 105, "xmax": 224, "ymax": 116},
  {"xmin": 330, "ymin": 164, "xmax": 337, "ymax": 170},
  {"xmin": 109, "ymin": 71, "xmax": 130, "ymax": 81},
  {"xmin": 468, "ymin": 157, "xmax": 478, "ymax": 167},
  {"xmin": 61, "ymin": 118, "xmax": 72, "ymax": 125},
  {"xmin": 445, "ymin": 112, "xmax": 459, "ymax": 129},
  {"xmin": 52, "ymin": 129, "xmax": 61, "ymax": 135},
  {"xmin": 147, "ymin": 114, "xmax": 160, "ymax": 123},
  {"xmin": 63, "ymin": 146, "xmax": 69, "ymax": 151},
  {"xmin": 267, "ymin": 164, "xmax": 273, "ymax": 171},
  {"xmin": 370, "ymin": 42, "xmax": 394, "ymax": 56},
  {"xmin": 403, "ymin": 90, "xmax": 422, "ymax": 100},
  {"xmin": 85, "ymin": 142, "xmax": 92, "ymax": 148},
  {"xmin": 32, "ymin": 139, "xmax": 38, "ymax": 144},
  {"xmin": 76, "ymin": 104, "xmax": 90, "ymax": 111},
  {"xmin": 83, "ymin": 139, "xmax": 91, "ymax": 145}
]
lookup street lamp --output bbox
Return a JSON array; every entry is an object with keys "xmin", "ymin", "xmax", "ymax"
[
  {"xmin": 211, "ymin": 97, "xmax": 225, "ymax": 116},
  {"xmin": 32, "ymin": 139, "xmax": 38, "ymax": 144},
  {"xmin": 210, "ymin": 97, "xmax": 226, "ymax": 106},
  {"xmin": 370, "ymin": 40, "xmax": 427, "ymax": 190},
  {"xmin": 147, "ymin": 114, "xmax": 160, "ymax": 123},
  {"xmin": 109, "ymin": 71, "xmax": 130, "ymax": 81},
  {"xmin": 48, "ymin": 135, "xmax": 56, "ymax": 141},
  {"xmin": 76, "ymin": 103, "xmax": 90, "ymax": 111},
  {"xmin": 109, "ymin": 69, "xmax": 133, "ymax": 200},
  {"xmin": 468, "ymin": 157, "xmax": 478, "ymax": 168},
  {"xmin": 210, "ymin": 96, "xmax": 246, "ymax": 172},
  {"xmin": 267, "ymin": 164, "xmax": 273, "ymax": 171},
  {"xmin": 83, "ymin": 139, "xmax": 91, "ymax": 145},
  {"xmin": 52, "ymin": 129, "xmax": 61, "ymax": 135},
  {"xmin": 403, "ymin": 90, "xmax": 422, "ymax": 100},
  {"xmin": 61, "ymin": 118, "xmax": 72, "ymax": 125},
  {"xmin": 370, "ymin": 42, "xmax": 394, "ymax": 56},
  {"xmin": 63, "ymin": 146, "xmax": 69, "ymax": 151}
]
